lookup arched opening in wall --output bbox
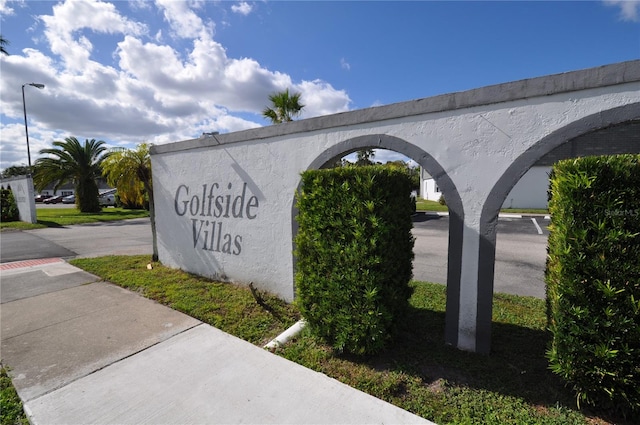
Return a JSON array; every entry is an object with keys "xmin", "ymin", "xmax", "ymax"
[
  {"xmin": 472, "ymin": 105, "xmax": 640, "ymax": 356},
  {"xmin": 492, "ymin": 119, "xmax": 640, "ymax": 300},
  {"xmin": 336, "ymin": 147, "xmax": 450, "ymax": 290},
  {"xmin": 464, "ymin": 105, "xmax": 635, "ymax": 356},
  {"xmin": 294, "ymin": 134, "xmax": 466, "ymax": 348}
]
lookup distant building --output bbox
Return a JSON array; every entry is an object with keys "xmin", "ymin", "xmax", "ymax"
[
  {"xmin": 37, "ymin": 177, "xmax": 114, "ymax": 197},
  {"xmin": 38, "ymin": 181, "xmax": 75, "ymax": 197},
  {"xmin": 421, "ymin": 166, "xmax": 550, "ymax": 209}
]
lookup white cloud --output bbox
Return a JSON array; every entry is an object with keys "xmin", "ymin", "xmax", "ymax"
[
  {"xmin": 155, "ymin": 0, "xmax": 212, "ymax": 39},
  {"xmin": 0, "ymin": 0, "xmax": 351, "ymax": 170},
  {"xmin": 0, "ymin": 0, "xmax": 16, "ymax": 16},
  {"xmin": 295, "ymin": 80, "xmax": 351, "ymax": 118},
  {"xmin": 40, "ymin": 0, "xmax": 147, "ymax": 71},
  {"xmin": 211, "ymin": 114, "xmax": 261, "ymax": 133},
  {"xmin": 373, "ymin": 149, "xmax": 412, "ymax": 164},
  {"xmin": 341, "ymin": 149, "xmax": 414, "ymax": 165},
  {"xmin": 604, "ymin": 0, "xmax": 640, "ymax": 21},
  {"xmin": 340, "ymin": 58, "xmax": 351, "ymax": 71},
  {"xmin": 128, "ymin": 0, "xmax": 151, "ymax": 11},
  {"xmin": 231, "ymin": 2, "xmax": 253, "ymax": 16}
]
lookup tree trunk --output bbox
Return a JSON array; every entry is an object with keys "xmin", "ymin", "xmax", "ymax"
[{"xmin": 77, "ymin": 178, "xmax": 101, "ymax": 213}]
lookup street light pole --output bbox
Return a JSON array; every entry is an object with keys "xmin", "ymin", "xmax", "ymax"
[{"xmin": 21, "ymin": 82, "xmax": 45, "ymax": 172}]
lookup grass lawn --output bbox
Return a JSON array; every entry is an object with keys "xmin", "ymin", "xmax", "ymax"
[
  {"xmin": 67, "ymin": 255, "xmax": 621, "ymax": 425},
  {"xmin": 0, "ymin": 207, "xmax": 149, "ymax": 231},
  {"xmin": 416, "ymin": 199, "xmax": 449, "ymax": 212},
  {"xmin": 0, "ymin": 367, "xmax": 30, "ymax": 425},
  {"xmin": 70, "ymin": 255, "xmax": 300, "ymax": 346}
]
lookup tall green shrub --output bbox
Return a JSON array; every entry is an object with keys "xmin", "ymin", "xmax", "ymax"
[
  {"xmin": 295, "ymin": 166, "xmax": 415, "ymax": 355},
  {"xmin": 546, "ymin": 155, "xmax": 640, "ymax": 419},
  {"xmin": 1, "ymin": 185, "xmax": 19, "ymax": 222}
]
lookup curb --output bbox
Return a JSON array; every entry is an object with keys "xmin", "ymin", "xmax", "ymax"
[{"xmin": 420, "ymin": 211, "xmax": 449, "ymax": 217}]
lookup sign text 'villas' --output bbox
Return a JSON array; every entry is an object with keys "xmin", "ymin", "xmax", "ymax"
[{"xmin": 174, "ymin": 182, "xmax": 259, "ymax": 256}]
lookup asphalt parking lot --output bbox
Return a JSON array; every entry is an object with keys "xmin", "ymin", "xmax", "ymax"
[
  {"xmin": 411, "ymin": 213, "xmax": 549, "ymax": 298},
  {"xmin": 412, "ymin": 212, "xmax": 549, "ymax": 235},
  {"xmin": 496, "ymin": 215, "xmax": 550, "ymax": 235}
]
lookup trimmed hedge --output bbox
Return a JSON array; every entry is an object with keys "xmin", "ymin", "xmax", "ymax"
[
  {"xmin": 295, "ymin": 166, "xmax": 415, "ymax": 355},
  {"xmin": 1, "ymin": 185, "xmax": 19, "ymax": 222},
  {"xmin": 546, "ymin": 155, "xmax": 640, "ymax": 420}
]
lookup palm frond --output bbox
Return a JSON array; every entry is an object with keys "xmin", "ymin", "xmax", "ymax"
[{"xmin": 262, "ymin": 88, "xmax": 305, "ymax": 124}]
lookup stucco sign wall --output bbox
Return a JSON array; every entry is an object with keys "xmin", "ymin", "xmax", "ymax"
[
  {"xmin": 0, "ymin": 175, "xmax": 37, "ymax": 224},
  {"xmin": 153, "ymin": 141, "xmax": 306, "ymax": 301},
  {"xmin": 173, "ymin": 181, "xmax": 260, "ymax": 255},
  {"xmin": 152, "ymin": 60, "xmax": 640, "ymax": 354}
]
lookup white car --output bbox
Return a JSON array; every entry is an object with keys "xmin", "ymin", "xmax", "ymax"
[
  {"xmin": 99, "ymin": 193, "xmax": 116, "ymax": 207},
  {"xmin": 62, "ymin": 194, "xmax": 75, "ymax": 204}
]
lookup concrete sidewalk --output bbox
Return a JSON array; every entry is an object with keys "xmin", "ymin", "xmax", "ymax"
[{"xmin": 1, "ymin": 259, "xmax": 433, "ymax": 424}]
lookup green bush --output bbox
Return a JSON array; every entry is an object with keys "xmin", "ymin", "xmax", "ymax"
[
  {"xmin": 0, "ymin": 185, "xmax": 19, "ymax": 222},
  {"xmin": 546, "ymin": 155, "xmax": 640, "ymax": 420},
  {"xmin": 295, "ymin": 166, "xmax": 415, "ymax": 355}
]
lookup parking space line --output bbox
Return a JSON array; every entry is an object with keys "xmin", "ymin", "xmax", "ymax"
[{"xmin": 531, "ymin": 217, "xmax": 543, "ymax": 235}]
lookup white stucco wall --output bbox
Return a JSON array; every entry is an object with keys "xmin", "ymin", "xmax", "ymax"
[
  {"xmin": 1, "ymin": 175, "xmax": 37, "ymax": 224},
  {"xmin": 152, "ymin": 61, "xmax": 640, "ymax": 352},
  {"xmin": 154, "ymin": 83, "xmax": 638, "ymax": 300},
  {"xmin": 153, "ymin": 134, "xmax": 334, "ymax": 301}
]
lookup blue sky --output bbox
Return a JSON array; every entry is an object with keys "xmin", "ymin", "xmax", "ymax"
[{"xmin": 1, "ymin": 0, "xmax": 639, "ymax": 170}]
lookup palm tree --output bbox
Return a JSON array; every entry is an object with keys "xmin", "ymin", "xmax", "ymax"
[
  {"xmin": 262, "ymin": 88, "xmax": 304, "ymax": 123},
  {"xmin": 34, "ymin": 137, "xmax": 109, "ymax": 213},
  {"xmin": 102, "ymin": 143, "xmax": 158, "ymax": 261},
  {"xmin": 355, "ymin": 149, "xmax": 375, "ymax": 166},
  {"xmin": 103, "ymin": 148, "xmax": 145, "ymax": 209},
  {"xmin": 0, "ymin": 35, "xmax": 9, "ymax": 55}
]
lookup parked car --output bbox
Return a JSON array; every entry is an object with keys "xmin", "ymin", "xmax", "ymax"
[
  {"xmin": 43, "ymin": 195, "xmax": 63, "ymax": 204},
  {"xmin": 98, "ymin": 193, "xmax": 116, "ymax": 207},
  {"xmin": 62, "ymin": 194, "xmax": 76, "ymax": 204},
  {"xmin": 34, "ymin": 194, "xmax": 52, "ymax": 203}
]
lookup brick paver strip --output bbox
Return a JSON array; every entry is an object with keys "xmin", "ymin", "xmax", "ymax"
[{"xmin": 0, "ymin": 258, "xmax": 64, "ymax": 271}]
